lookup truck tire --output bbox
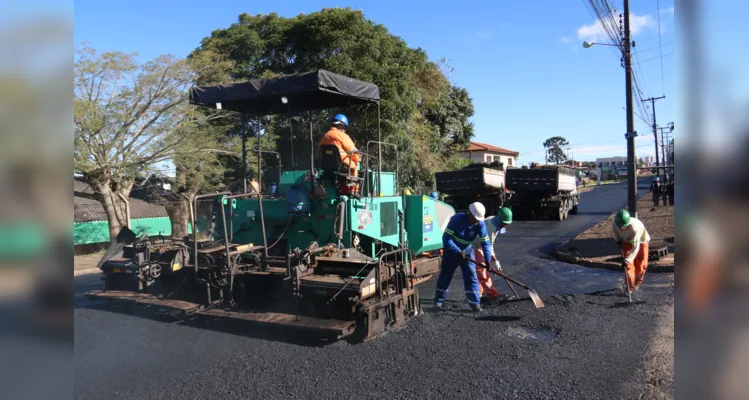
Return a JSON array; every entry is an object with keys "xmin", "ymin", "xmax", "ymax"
[
  {"xmin": 551, "ymin": 205, "xmax": 564, "ymax": 221},
  {"xmin": 569, "ymin": 195, "xmax": 579, "ymax": 215}
]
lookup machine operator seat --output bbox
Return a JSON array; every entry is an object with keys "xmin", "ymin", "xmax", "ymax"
[{"xmin": 318, "ymin": 144, "xmax": 362, "ymax": 196}]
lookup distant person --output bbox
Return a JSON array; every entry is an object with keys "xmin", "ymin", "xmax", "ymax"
[
  {"xmin": 649, "ymin": 177, "xmax": 661, "ymax": 206},
  {"xmin": 661, "ymin": 177, "xmax": 669, "ymax": 206},
  {"xmin": 667, "ymin": 180, "xmax": 674, "ymax": 206},
  {"xmin": 612, "ymin": 210, "xmax": 651, "ymax": 294},
  {"xmin": 247, "ymin": 177, "xmax": 261, "ymax": 198},
  {"xmin": 429, "ymin": 191, "xmax": 439, "ymax": 200}
]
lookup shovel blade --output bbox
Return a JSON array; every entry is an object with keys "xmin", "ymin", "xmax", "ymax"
[{"xmin": 527, "ymin": 289, "xmax": 545, "ymax": 309}]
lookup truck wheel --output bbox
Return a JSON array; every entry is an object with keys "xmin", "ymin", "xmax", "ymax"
[
  {"xmin": 570, "ymin": 204, "xmax": 578, "ymax": 215},
  {"xmin": 552, "ymin": 206, "xmax": 564, "ymax": 221}
]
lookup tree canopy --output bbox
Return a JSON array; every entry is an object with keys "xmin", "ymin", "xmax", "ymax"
[
  {"xmin": 74, "ymin": 46, "xmax": 230, "ymax": 241},
  {"xmin": 191, "ymin": 8, "xmax": 475, "ymax": 191},
  {"xmin": 543, "ymin": 136, "xmax": 570, "ymax": 165}
]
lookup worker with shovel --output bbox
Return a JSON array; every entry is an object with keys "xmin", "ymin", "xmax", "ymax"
[
  {"xmin": 434, "ymin": 202, "xmax": 496, "ymax": 312},
  {"xmin": 470, "ymin": 207, "xmax": 513, "ymax": 302},
  {"xmin": 613, "ymin": 209, "xmax": 651, "ymax": 296}
]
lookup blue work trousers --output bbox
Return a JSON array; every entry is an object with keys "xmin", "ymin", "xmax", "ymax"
[{"xmin": 434, "ymin": 251, "xmax": 481, "ymax": 305}]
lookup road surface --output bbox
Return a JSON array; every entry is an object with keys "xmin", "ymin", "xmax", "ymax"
[{"xmin": 74, "ymin": 179, "xmax": 673, "ymax": 399}]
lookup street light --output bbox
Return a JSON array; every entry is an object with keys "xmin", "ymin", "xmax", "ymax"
[
  {"xmin": 581, "ymin": 0, "xmax": 638, "ymax": 217},
  {"xmin": 582, "ymin": 41, "xmax": 620, "ymax": 48}
]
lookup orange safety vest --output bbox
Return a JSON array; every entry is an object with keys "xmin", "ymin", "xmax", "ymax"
[{"xmin": 319, "ymin": 127, "xmax": 361, "ymax": 169}]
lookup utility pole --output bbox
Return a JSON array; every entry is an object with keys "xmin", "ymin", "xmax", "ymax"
[
  {"xmin": 644, "ymin": 95, "xmax": 666, "ymax": 180},
  {"xmin": 659, "ymin": 124, "xmax": 673, "ymax": 177},
  {"xmin": 658, "ymin": 127, "xmax": 668, "ymax": 167},
  {"xmin": 622, "ymin": 0, "xmax": 638, "ymax": 217}
]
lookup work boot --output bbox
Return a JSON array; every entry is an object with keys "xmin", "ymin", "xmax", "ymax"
[
  {"xmin": 470, "ymin": 303, "xmax": 482, "ymax": 313},
  {"xmin": 434, "ymin": 303, "xmax": 444, "ymax": 311}
]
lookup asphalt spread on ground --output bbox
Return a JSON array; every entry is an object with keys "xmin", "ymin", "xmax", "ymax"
[{"xmin": 74, "ymin": 180, "xmax": 674, "ymax": 399}]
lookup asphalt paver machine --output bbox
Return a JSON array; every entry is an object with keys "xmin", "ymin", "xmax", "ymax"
[{"xmin": 86, "ymin": 70, "xmax": 455, "ymax": 341}]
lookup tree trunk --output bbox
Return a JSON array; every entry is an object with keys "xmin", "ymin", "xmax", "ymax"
[
  {"xmin": 100, "ymin": 186, "xmax": 125, "ymax": 244},
  {"xmin": 165, "ymin": 164, "xmax": 202, "ymax": 240},
  {"xmin": 88, "ymin": 173, "xmax": 135, "ymax": 244},
  {"xmin": 165, "ymin": 200, "xmax": 190, "ymax": 240}
]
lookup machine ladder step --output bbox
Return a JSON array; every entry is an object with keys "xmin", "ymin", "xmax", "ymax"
[
  {"xmin": 197, "ymin": 309, "xmax": 356, "ymax": 338},
  {"xmin": 85, "ymin": 290, "xmax": 201, "ymax": 314}
]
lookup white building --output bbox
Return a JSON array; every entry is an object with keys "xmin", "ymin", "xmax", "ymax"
[
  {"xmin": 459, "ymin": 141, "xmax": 519, "ymax": 170},
  {"xmin": 596, "ymin": 156, "xmax": 627, "ymax": 168},
  {"xmin": 595, "ymin": 156, "xmax": 634, "ymax": 177}
]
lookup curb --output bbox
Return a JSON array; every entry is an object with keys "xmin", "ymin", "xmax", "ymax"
[{"xmin": 74, "ymin": 268, "xmax": 101, "ymax": 276}]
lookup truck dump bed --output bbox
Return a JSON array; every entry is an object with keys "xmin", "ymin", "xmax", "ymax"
[
  {"xmin": 505, "ymin": 166, "xmax": 576, "ymax": 193},
  {"xmin": 435, "ymin": 166, "xmax": 505, "ymax": 194}
]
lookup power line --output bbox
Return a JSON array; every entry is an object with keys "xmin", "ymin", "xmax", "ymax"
[
  {"xmin": 656, "ymin": 0, "xmax": 670, "ymax": 123},
  {"xmin": 632, "ymin": 108, "xmax": 652, "ymax": 126},
  {"xmin": 632, "ymin": 52, "xmax": 674, "ymax": 65},
  {"xmin": 634, "ymin": 42, "xmax": 674, "ymax": 54}
]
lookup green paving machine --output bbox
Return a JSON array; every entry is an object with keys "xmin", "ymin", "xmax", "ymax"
[{"xmin": 87, "ymin": 70, "xmax": 455, "ymax": 341}]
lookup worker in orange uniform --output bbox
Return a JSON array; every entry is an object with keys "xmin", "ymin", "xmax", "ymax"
[
  {"xmin": 319, "ymin": 114, "xmax": 360, "ymax": 193},
  {"xmin": 612, "ymin": 209, "xmax": 651, "ymax": 294}
]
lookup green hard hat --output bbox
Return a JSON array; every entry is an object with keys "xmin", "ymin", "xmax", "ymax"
[
  {"xmin": 615, "ymin": 209, "xmax": 631, "ymax": 228},
  {"xmin": 498, "ymin": 207, "xmax": 513, "ymax": 224}
]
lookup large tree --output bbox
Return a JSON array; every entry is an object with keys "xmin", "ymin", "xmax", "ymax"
[
  {"xmin": 543, "ymin": 136, "xmax": 570, "ymax": 165},
  {"xmin": 74, "ymin": 46, "xmax": 227, "ymax": 242},
  {"xmin": 191, "ymin": 8, "xmax": 475, "ymax": 192}
]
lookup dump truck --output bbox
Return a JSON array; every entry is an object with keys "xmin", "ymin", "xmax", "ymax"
[
  {"xmin": 86, "ymin": 70, "xmax": 455, "ymax": 342},
  {"xmin": 505, "ymin": 165, "xmax": 579, "ymax": 221},
  {"xmin": 435, "ymin": 162, "xmax": 513, "ymax": 214}
]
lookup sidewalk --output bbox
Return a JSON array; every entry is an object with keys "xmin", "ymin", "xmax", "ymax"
[
  {"xmin": 555, "ymin": 191, "xmax": 674, "ymax": 271},
  {"xmin": 74, "ymin": 253, "xmax": 104, "ymax": 276}
]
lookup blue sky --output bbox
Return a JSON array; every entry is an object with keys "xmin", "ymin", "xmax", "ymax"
[{"xmin": 74, "ymin": 0, "xmax": 678, "ymax": 165}]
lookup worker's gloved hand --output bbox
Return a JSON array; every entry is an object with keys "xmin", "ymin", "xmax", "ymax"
[{"xmin": 491, "ymin": 260, "xmax": 503, "ymax": 274}]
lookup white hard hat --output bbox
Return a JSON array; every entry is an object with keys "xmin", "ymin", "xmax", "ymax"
[{"xmin": 468, "ymin": 202, "xmax": 486, "ymax": 221}]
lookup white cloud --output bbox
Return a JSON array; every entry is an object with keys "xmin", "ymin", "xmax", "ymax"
[
  {"xmin": 659, "ymin": 7, "xmax": 674, "ymax": 16},
  {"xmin": 476, "ymin": 29, "xmax": 493, "ymax": 39},
  {"xmin": 576, "ymin": 13, "xmax": 656, "ymax": 43}
]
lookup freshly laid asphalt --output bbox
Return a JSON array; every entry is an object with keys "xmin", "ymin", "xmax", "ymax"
[{"xmin": 74, "ymin": 179, "xmax": 673, "ymax": 399}]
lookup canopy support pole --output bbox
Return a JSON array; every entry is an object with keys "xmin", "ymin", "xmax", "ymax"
[
  {"xmin": 377, "ymin": 103, "xmax": 382, "ymax": 196},
  {"xmin": 309, "ymin": 111, "xmax": 314, "ymax": 191},
  {"xmin": 257, "ymin": 116, "xmax": 269, "ymax": 259},
  {"xmin": 241, "ymin": 116, "xmax": 248, "ymax": 194}
]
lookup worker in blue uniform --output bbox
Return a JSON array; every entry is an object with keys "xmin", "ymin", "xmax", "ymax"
[{"xmin": 434, "ymin": 202, "xmax": 497, "ymax": 312}]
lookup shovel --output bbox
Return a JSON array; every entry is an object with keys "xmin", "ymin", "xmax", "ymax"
[{"xmin": 466, "ymin": 257, "xmax": 545, "ymax": 309}]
